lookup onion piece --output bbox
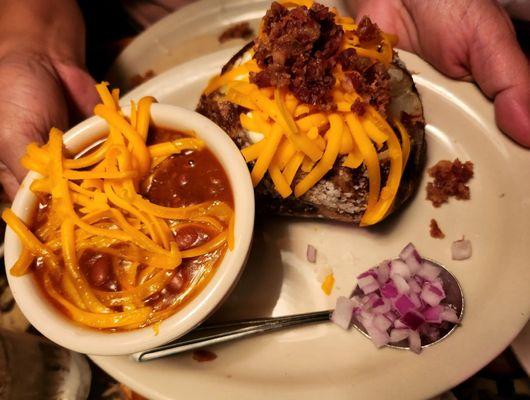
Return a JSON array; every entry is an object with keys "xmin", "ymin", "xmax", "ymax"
[
  {"xmin": 416, "ymin": 260, "xmax": 441, "ymax": 282},
  {"xmin": 423, "ymin": 306, "xmax": 443, "ymax": 323},
  {"xmin": 331, "ymin": 296, "xmax": 358, "ymax": 330},
  {"xmin": 376, "ymin": 260, "xmax": 391, "ymax": 284},
  {"xmin": 441, "ymin": 306, "xmax": 460, "ymax": 323},
  {"xmin": 391, "ymin": 274, "xmax": 410, "ymax": 294},
  {"xmin": 389, "ymin": 328, "xmax": 410, "ymax": 343},
  {"xmin": 372, "ymin": 298, "xmax": 392, "ymax": 314},
  {"xmin": 394, "ymin": 294, "xmax": 415, "ymax": 316},
  {"xmin": 373, "ymin": 314, "xmax": 392, "ymax": 332},
  {"xmin": 400, "ymin": 311, "xmax": 425, "ymax": 330},
  {"xmin": 399, "ymin": 243, "xmax": 422, "ymax": 273},
  {"xmin": 357, "ymin": 274, "xmax": 379, "ymax": 294},
  {"xmin": 390, "ymin": 259, "xmax": 411, "ymax": 279},
  {"xmin": 420, "ymin": 283, "xmax": 445, "ymax": 307},
  {"xmin": 451, "ymin": 238, "xmax": 472, "ymax": 260},
  {"xmin": 408, "ymin": 330, "xmax": 422, "ymax": 354},
  {"xmin": 306, "ymin": 244, "xmax": 317, "ymax": 263},
  {"xmin": 380, "ymin": 282, "xmax": 398, "ymax": 298}
]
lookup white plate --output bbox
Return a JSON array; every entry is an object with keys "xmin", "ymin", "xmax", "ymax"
[{"xmin": 91, "ymin": 44, "xmax": 530, "ymax": 399}]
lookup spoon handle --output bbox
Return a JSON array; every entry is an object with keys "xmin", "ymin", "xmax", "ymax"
[{"xmin": 132, "ymin": 310, "xmax": 332, "ymax": 362}]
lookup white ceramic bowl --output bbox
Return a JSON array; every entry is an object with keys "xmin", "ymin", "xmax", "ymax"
[{"xmin": 4, "ymin": 104, "xmax": 255, "ymax": 355}]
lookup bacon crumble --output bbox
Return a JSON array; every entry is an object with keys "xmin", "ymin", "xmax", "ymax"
[
  {"xmin": 426, "ymin": 159, "xmax": 474, "ymax": 207},
  {"xmin": 250, "ymin": 2, "xmax": 390, "ymax": 113},
  {"xmin": 429, "ymin": 219, "xmax": 445, "ymax": 239}
]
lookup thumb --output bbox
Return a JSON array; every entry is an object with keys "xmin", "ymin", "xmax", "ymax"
[
  {"xmin": 456, "ymin": 2, "xmax": 530, "ymax": 146},
  {"xmin": 54, "ymin": 61, "xmax": 99, "ymax": 119}
]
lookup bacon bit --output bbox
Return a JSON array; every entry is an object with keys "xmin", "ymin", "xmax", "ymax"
[
  {"xmin": 351, "ymin": 98, "xmax": 366, "ymax": 116},
  {"xmin": 192, "ymin": 349, "xmax": 218, "ymax": 362},
  {"xmin": 429, "ymin": 219, "xmax": 445, "ymax": 239},
  {"xmin": 251, "ymin": 2, "xmax": 343, "ymax": 108},
  {"xmin": 426, "ymin": 159, "xmax": 474, "ymax": 207},
  {"xmin": 130, "ymin": 70, "xmax": 155, "ymax": 88},
  {"xmin": 218, "ymin": 22, "xmax": 254, "ymax": 43},
  {"xmin": 356, "ymin": 16, "xmax": 382, "ymax": 45}
]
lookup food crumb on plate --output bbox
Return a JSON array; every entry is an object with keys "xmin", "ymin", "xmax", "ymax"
[
  {"xmin": 321, "ymin": 273, "xmax": 335, "ymax": 295},
  {"xmin": 429, "ymin": 219, "xmax": 445, "ymax": 239},
  {"xmin": 451, "ymin": 237, "xmax": 472, "ymax": 260},
  {"xmin": 192, "ymin": 349, "xmax": 218, "ymax": 362},
  {"xmin": 426, "ymin": 159, "xmax": 474, "ymax": 207},
  {"xmin": 306, "ymin": 244, "xmax": 317, "ymax": 263}
]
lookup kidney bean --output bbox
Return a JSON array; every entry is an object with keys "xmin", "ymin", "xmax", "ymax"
[
  {"xmin": 167, "ymin": 270, "xmax": 185, "ymax": 293},
  {"xmin": 175, "ymin": 226, "xmax": 199, "ymax": 250},
  {"xmin": 80, "ymin": 252, "xmax": 112, "ymax": 288}
]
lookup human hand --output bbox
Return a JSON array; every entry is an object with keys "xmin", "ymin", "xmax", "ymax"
[
  {"xmin": 0, "ymin": 0, "xmax": 99, "ymax": 199},
  {"xmin": 347, "ymin": 0, "xmax": 530, "ymax": 147},
  {"xmin": 0, "ymin": 52, "xmax": 98, "ymax": 199}
]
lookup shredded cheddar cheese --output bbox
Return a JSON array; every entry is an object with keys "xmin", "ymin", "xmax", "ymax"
[{"xmin": 2, "ymin": 84, "xmax": 235, "ymax": 330}]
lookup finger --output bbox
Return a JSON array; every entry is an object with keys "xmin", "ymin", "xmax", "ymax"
[
  {"xmin": 0, "ymin": 111, "xmax": 45, "ymax": 183},
  {"xmin": 466, "ymin": 3, "xmax": 530, "ymax": 146},
  {"xmin": 54, "ymin": 62, "xmax": 99, "ymax": 118},
  {"xmin": 347, "ymin": 0, "xmax": 419, "ymax": 52},
  {"xmin": 0, "ymin": 164, "xmax": 21, "ymax": 200},
  {"xmin": 494, "ymin": 84, "xmax": 530, "ymax": 147}
]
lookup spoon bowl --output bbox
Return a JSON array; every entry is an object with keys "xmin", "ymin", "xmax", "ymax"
[{"xmin": 351, "ymin": 258, "xmax": 464, "ymax": 350}]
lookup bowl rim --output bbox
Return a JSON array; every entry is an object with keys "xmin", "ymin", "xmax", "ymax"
[{"xmin": 4, "ymin": 103, "xmax": 255, "ymax": 355}]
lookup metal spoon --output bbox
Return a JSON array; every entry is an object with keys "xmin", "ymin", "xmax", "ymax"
[{"xmin": 132, "ymin": 259, "xmax": 464, "ymax": 362}]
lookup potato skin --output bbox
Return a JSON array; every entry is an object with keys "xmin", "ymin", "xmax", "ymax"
[{"xmin": 197, "ymin": 43, "xmax": 425, "ymax": 225}]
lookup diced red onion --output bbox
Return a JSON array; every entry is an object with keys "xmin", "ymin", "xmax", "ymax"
[
  {"xmin": 330, "ymin": 296, "xmax": 357, "ymax": 329},
  {"xmin": 399, "ymin": 243, "xmax": 420, "ymax": 261},
  {"xmin": 399, "ymin": 243, "xmax": 422, "ymax": 273},
  {"xmin": 416, "ymin": 260, "xmax": 441, "ymax": 281},
  {"xmin": 441, "ymin": 306, "xmax": 460, "ymax": 323},
  {"xmin": 430, "ymin": 279, "xmax": 445, "ymax": 295},
  {"xmin": 385, "ymin": 311, "xmax": 398, "ymax": 322},
  {"xmin": 400, "ymin": 311, "xmax": 425, "ymax": 330},
  {"xmin": 376, "ymin": 260, "xmax": 390, "ymax": 284},
  {"xmin": 408, "ymin": 330, "xmax": 422, "ymax": 354},
  {"xmin": 373, "ymin": 314, "xmax": 393, "ymax": 332},
  {"xmin": 357, "ymin": 274, "xmax": 379, "ymax": 294},
  {"xmin": 408, "ymin": 278, "xmax": 422, "ymax": 294},
  {"xmin": 372, "ymin": 297, "xmax": 392, "ymax": 314},
  {"xmin": 420, "ymin": 283, "xmax": 445, "ymax": 307},
  {"xmin": 391, "ymin": 274, "xmax": 410, "ymax": 294},
  {"xmin": 394, "ymin": 319, "xmax": 407, "ymax": 329},
  {"xmin": 357, "ymin": 270, "xmax": 378, "ymax": 279},
  {"xmin": 390, "ymin": 259, "xmax": 411, "ymax": 279},
  {"xmin": 380, "ymin": 282, "xmax": 398, "ymax": 298},
  {"xmin": 394, "ymin": 294, "xmax": 415, "ymax": 315},
  {"xmin": 331, "ymin": 242, "xmax": 461, "ymax": 354},
  {"xmin": 451, "ymin": 238, "xmax": 472, "ymax": 260},
  {"xmin": 306, "ymin": 244, "xmax": 317, "ymax": 263},
  {"xmin": 409, "ymin": 292, "xmax": 422, "ymax": 308},
  {"xmin": 423, "ymin": 305, "xmax": 443, "ymax": 323},
  {"xmin": 364, "ymin": 323, "xmax": 390, "ymax": 348},
  {"xmin": 389, "ymin": 328, "xmax": 410, "ymax": 343}
]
